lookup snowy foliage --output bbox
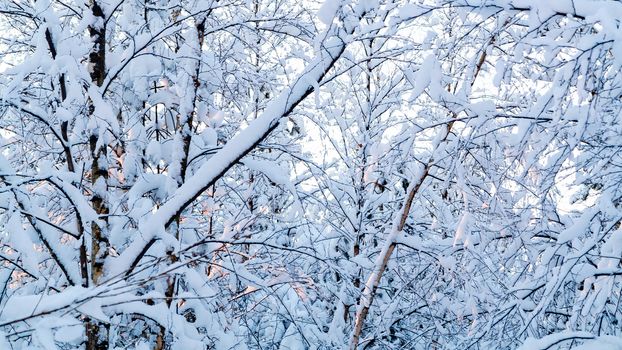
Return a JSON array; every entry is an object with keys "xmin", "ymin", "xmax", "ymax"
[{"xmin": 1, "ymin": 0, "xmax": 622, "ymax": 349}]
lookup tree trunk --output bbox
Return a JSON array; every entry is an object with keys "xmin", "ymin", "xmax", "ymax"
[{"xmin": 86, "ymin": 1, "xmax": 109, "ymax": 349}]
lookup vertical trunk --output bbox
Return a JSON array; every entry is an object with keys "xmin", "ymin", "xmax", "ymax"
[
  {"xmin": 155, "ymin": 14, "xmax": 207, "ymax": 350},
  {"xmin": 86, "ymin": 1, "xmax": 109, "ymax": 349},
  {"xmin": 349, "ymin": 32, "xmax": 374, "ymax": 325},
  {"xmin": 44, "ymin": 24, "xmax": 89, "ymax": 288}
]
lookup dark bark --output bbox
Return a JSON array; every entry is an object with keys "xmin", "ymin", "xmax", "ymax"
[{"xmin": 86, "ymin": 1, "xmax": 109, "ymax": 349}]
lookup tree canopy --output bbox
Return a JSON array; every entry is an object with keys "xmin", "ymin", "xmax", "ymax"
[{"xmin": 1, "ymin": 0, "xmax": 622, "ymax": 349}]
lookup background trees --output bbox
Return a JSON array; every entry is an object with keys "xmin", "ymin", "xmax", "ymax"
[{"xmin": 1, "ymin": 0, "xmax": 622, "ymax": 349}]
